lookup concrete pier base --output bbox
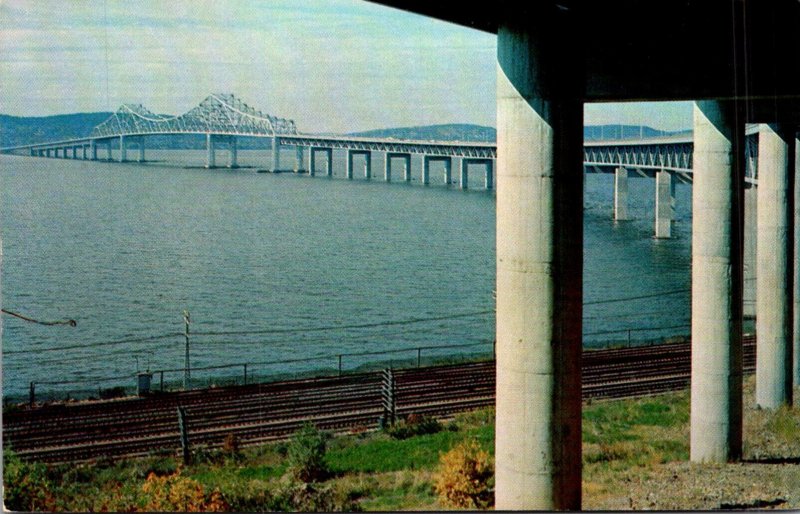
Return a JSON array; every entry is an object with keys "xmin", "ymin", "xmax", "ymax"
[
  {"xmin": 495, "ymin": 19, "xmax": 583, "ymax": 510},
  {"xmin": 294, "ymin": 146, "xmax": 304, "ymax": 173},
  {"xmin": 756, "ymin": 123, "xmax": 794, "ymax": 409},
  {"xmin": 690, "ymin": 100, "xmax": 744, "ymax": 463},
  {"xmin": 228, "ymin": 137, "xmax": 237, "ymax": 168},
  {"xmin": 271, "ymin": 136, "xmax": 281, "ymax": 172},
  {"xmin": 614, "ymin": 167, "xmax": 629, "ymax": 221},
  {"xmin": 655, "ymin": 170, "xmax": 674, "ymax": 238},
  {"xmin": 205, "ymin": 134, "xmax": 216, "ymax": 168}
]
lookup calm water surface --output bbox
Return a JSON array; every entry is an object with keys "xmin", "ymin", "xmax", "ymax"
[{"xmin": 1, "ymin": 149, "xmax": 693, "ymax": 399}]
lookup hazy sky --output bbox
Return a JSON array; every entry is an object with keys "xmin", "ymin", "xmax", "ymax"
[{"xmin": 0, "ymin": 0, "xmax": 692, "ymax": 133}]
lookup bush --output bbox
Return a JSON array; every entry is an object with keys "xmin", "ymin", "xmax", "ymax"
[
  {"xmin": 2, "ymin": 450, "xmax": 56, "ymax": 511},
  {"xmin": 286, "ymin": 423, "xmax": 330, "ymax": 483},
  {"xmin": 385, "ymin": 414, "xmax": 443, "ymax": 440},
  {"xmin": 272, "ymin": 476, "xmax": 362, "ymax": 512},
  {"xmin": 141, "ymin": 470, "xmax": 229, "ymax": 512},
  {"xmin": 433, "ymin": 440, "xmax": 494, "ymax": 509}
]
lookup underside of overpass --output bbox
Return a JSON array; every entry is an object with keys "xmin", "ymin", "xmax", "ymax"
[{"xmin": 368, "ymin": 1, "xmax": 800, "ymax": 510}]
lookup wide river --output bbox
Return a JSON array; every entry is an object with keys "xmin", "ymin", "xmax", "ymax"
[{"xmin": 1, "ymin": 149, "xmax": 695, "ymax": 400}]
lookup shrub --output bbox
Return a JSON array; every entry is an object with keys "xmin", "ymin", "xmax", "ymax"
[
  {"xmin": 433, "ymin": 440, "xmax": 494, "ymax": 509},
  {"xmin": 272, "ymin": 476, "xmax": 362, "ymax": 512},
  {"xmin": 2, "ymin": 450, "xmax": 57, "ymax": 511},
  {"xmin": 141, "ymin": 470, "xmax": 229, "ymax": 512},
  {"xmin": 385, "ymin": 414, "xmax": 443, "ymax": 440},
  {"xmin": 286, "ymin": 423, "xmax": 330, "ymax": 483}
]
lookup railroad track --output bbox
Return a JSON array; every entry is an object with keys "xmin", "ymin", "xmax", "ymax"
[{"xmin": 3, "ymin": 336, "xmax": 757, "ymax": 464}]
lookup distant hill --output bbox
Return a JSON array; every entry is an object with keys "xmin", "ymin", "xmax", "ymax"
[{"xmin": 1, "ymin": 112, "xmax": 690, "ymax": 149}]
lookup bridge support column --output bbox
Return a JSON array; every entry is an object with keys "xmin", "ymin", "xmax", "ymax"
[
  {"xmin": 443, "ymin": 157, "xmax": 452, "ymax": 185},
  {"xmin": 495, "ymin": 19, "xmax": 583, "ymax": 510},
  {"xmin": 138, "ymin": 137, "xmax": 146, "ymax": 163},
  {"xmin": 690, "ymin": 100, "xmax": 744, "ymax": 463},
  {"xmin": 346, "ymin": 150, "xmax": 354, "ymax": 179},
  {"xmin": 655, "ymin": 170, "xmax": 674, "ymax": 238},
  {"xmin": 460, "ymin": 159, "xmax": 469, "ymax": 189},
  {"xmin": 106, "ymin": 143, "xmax": 112, "ymax": 161},
  {"xmin": 743, "ymin": 184, "xmax": 758, "ymax": 318},
  {"xmin": 205, "ymin": 134, "xmax": 216, "ymax": 168},
  {"xmin": 364, "ymin": 152, "xmax": 372, "ymax": 179},
  {"xmin": 325, "ymin": 148, "xmax": 333, "ymax": 177},
  {"xmin": 384, "ymin": 153, "xmax": 392, "ymax": 182},
  {"xmin": 485, "ymin": 159, "xmax": 494, "ymax": 190},
  {"xmin": 90, "ymin": 140, "xmax": 97, "ymax": 161},
  {"xmin": 614, "ymin": 167, "xmax": 629, "ymax": 221},
  {"xmin": 756, "ymin": 123, "xmax": 795, "ymax": 409},
  {"xmin": 294, "ymin": 146, "xmax": 304, "ymax": 173},
  {"xmin": 795, "ymin": 132, "xmax": 800, "ymax": 388},
  {"xmin": 82, "ymin": 145, "xmax": 87, "ymax": 160},
  {"xmin": 271, "ymin": 136, "xmax": 281, "ymax": 172},
  {"xmin": 422, "ymin": 156, "xmax": 431, "ymax": 185},
  {"xmin": 119, "ymin": 136, "xmax": 127, "ymax": 162},
  {"xmin": 403, "ymin": 154, "xmax": 411, "ymax": 182},
  {"xmin": 228, "ymin": 137, "xmax": 237, "ymax": 168},
  {"xmin": 309, "ymin": 147, "xmax": 316, "ymax": 177},
  {"xmin": 72, "ymin": 146, "xmax": 78, "ymax": 159}
]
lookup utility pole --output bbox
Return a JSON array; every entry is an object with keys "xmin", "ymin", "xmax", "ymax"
[{"xmin": 183, "ymin": 310, "xmax": 191, "ymax": 389}]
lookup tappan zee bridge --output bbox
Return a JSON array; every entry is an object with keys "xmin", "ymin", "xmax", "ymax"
[{"xmin": 1, "ymin": 93, "xmax": 763, "ymax": 240}]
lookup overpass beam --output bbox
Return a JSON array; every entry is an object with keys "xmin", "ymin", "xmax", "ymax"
[
  {"xmin": 205, "ymin": 134, "xmax": 216, "ymax": 168},
  {"xmin": 690, "ymin": 100, "xmax": 744, "ymax": 463},
  {"xmin": 495, "ymin": 20, "xmax": 583, "ymax": 510},
  {"xmin": 756, "ymin": 123, "xmax": 795, "ymax": 408},
  {"xmin": 294, "ymin": 145, "xmax": 304, "ymax": 173},
  {"xmin": 614, "ymin": 167, "xmax": 629, "ymax": 221},
  {"xmin": 271, "ymin": 136, "xmax": 281, "ymax": 172},
  {"xmin": 655, "ymin": 170, "xmax": 673, "ymax": 238},
  {"xmin": 228, "ymin": 137, "xmax": 237, "ymax": 168}
]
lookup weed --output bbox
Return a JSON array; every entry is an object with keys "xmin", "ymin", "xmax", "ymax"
[
  {"xmin": 286, "ymin": 423, "xmax": 330, "ymax": 483},
  {"xmin": 433, "ymin": 439, "xmax": 494, "ymax": 509}
]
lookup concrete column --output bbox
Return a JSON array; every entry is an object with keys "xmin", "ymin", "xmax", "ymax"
[
  {"xmin": 271, "ymin": 136, "xmax": 281, "ymax": 172},
  {"xmin": 495, "ymin": 20, "xmax": 583, "ymax": 510},
  {"xmin": 90, "ymin": 140, "xmax": 97, "ymax": 161},
  {"xmin": 655, "ymin": 170, "xmax": 673, "ymax": 238},
  {"xmin": 690, "ymin": 100, "xmax": 744, "ymax": 463},
  {"xmin": 614, "ymin": 167, "xmax": 629, "ymax": 221},
  {"xmin": 82, "ymin": 145, "xmax": 87, "ymax": 160},
  {"xmin": 119, "ymin": 136, "xmax": 127, "ymax": 162},
  {"xmin": 460, "ymin": 159, "xmax": 469, "ymax": 189},
  {"xmin": 485, "ymin": 159, "xmax": 494, "ymax": 190},
  {"xmin": 294, "ymin": 145, "xmax": 304, "ymax": 173},
  {"xmin": 228, "ymin": 137, "xmax": 237, "ymax": 168},
  {"xmin": 794, "ymin": 132, "xmax": 800, "ymax": 388},
  {"xmin": 422, "ymin": 156, "xmax": 431, "ymax": 185},
  {"xmin": 346, "ymin": 150, "xmax": 355, "ymax": 179},
  {"xmin": 325, "ymin": 148, "xmax": 333, "ymax": 177},
  {"xmin": 106, "ymin": 143, "xmax": 112, "ymax": 160},
  {"xmin": 743, "ymin": 185, "xmax": 758, "ymax": 319},
  {"xmin": 364, "ymin": 152, "xmax": 372, "ymax": 179},
  {"xmin": 384, "ymin": 153, "xmax": 392, "ymax": 182},
  {"xmin": 755, "ymin": 123, "xmax": 794, "ymax": 409},
  {"xmin": 71, "ymin": 146, "xmax": 78, "ymax": 159},
  {"xmin": 443, "ymin": 157, "xmax": 452, "ymax": 185},
  {"xmin": 309, "ymin": 148, "xmax": 316, "ymax": 177},
  {"xmin": 205, "ymin": 134, "xmax": 216, "ymax": 168},
  {"xmin": 403, "ymin": 155, "xmax": 411, "ymax": 182},
  {"xmin": 138, "ymin": 137, "xmax": 145, "ymax": 163}
]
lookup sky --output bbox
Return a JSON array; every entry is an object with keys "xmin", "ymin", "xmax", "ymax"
[{"xmin": 0, "ymin": 0, "xmax": 693, "ymax": 133}]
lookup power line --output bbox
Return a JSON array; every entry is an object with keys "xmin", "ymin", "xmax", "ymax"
[
  {"xmin": 584, "ymin": 288, "xmax": 689, "ymax": 306},
  {"xmin": 3, "ymin": 332, "xmax": 182, "ymax": 356},
  {"xmin": 2, "ymin": 308, "xmax": 76, "ymax": 327}
]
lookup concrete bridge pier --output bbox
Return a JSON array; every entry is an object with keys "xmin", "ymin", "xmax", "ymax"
[
  {"xmin": 460, "ymin": 159, "xmax": 469, "ymax": 189},
  {"xmin": 347, "ymin": 150, "xmax": 370, "ymax": 180},
  {"xmin": 756, "ymin": 123, "xmax": 795, "ymax": 409},
  {"xmin": 795, "ymin": 133, "xmax": 800, "ymax": 389},
  {"xmin": 690, "ymin": 100, "xmax": 744, "ymax": 463},
  {"xmin": 70, "ymin": 146, "xmax": 77, "ymax": 159},
  {"xmin": 614, "ymin": 167, "xmax": 629, "ymax": 221},
  {"xmin": 325, "ymin": 148, "xmax": 333, "ymax": 177},
  {"xmin": 82, "ymin": 145, "xmax": 87, "ymax": 160},
  {"xmin": 206, "ymin": 134, "xmax": 216, "ymax": 168},
  {"xmin": 495, "ymin": 18, "xmax": 583, "ymax": 510},
  {"xmin": 422, "ymin": 156, "xmax": 431, "ymax": 185},
  {"xmin": 654, "ymin": 170, "xmax": 675, "ymax": 238},
  {"xmin": 363, "ymin": 151, "xmax": 372, "ymax": 179},
  {"xmin": 346, "ymin": 150, "xmax": 355, "ymax": 179},
  {"xmin": 90, "ymin": 140, "xmax": 97, "ymax": 161},
  {"xmin": 294, "ymin": 146, "xmax": 304, "ymax": 173},
  {"xmin": 309, "ymin": 147, "xmax": 316, "ymax": 177},
  {"xmin": 105, "ymin": 142, "xmax": 112, "ymax": 161},
  {"xmin": 485, "ymin": 159, "xmax": 494, "ymax": 190},
  {"xmin": 403, "ymin": 154, "xmax": 411, "ymax": 182},
  {"xmin": 743, "ymin": 184, "xmax": 758, "ymax": 318},
  {"xmin": 137, "ymin": 137, "xmax": 146, "ymax": 163},
  {"xmin": 46, "ymin": 148, "xmax": 52, "ymax": 158},
  {"xmin": 227, "ymin": 137, "xmax": 237, "ymax": 168},
  {"xmin": 119, "ymin": 136, "xmax": 127, "ymax": 162},
  {"xmin": 384, "ymin": 153, "xmax": 392, "ymax": 182},
  {"xmin": 443, "ymin": 157, "xmax": 452, "ymax": 185},
  {"xmin": 271, "ymin": 136, "xmax": 281, "ymax": 172}
]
